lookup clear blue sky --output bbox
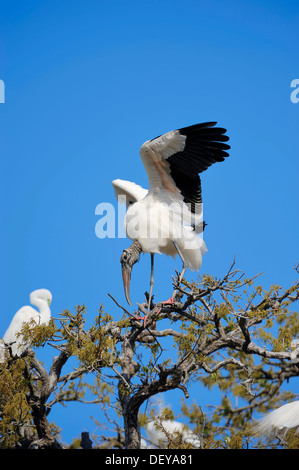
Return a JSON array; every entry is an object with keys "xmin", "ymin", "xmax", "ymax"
[{"xmin": 0, "ymin": 0, "xmax": 298, "ymax": 445}]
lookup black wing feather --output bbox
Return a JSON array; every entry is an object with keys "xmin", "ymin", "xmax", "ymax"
[{"xmin": 167, "ymin": 122, "xmax": 230, "ymax": 211}]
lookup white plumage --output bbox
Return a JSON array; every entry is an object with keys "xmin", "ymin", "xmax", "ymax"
[
  {"xmin": 0, "ymin": 288, "xmax": 52, "ymax": 361},
  {"xmin": 145, "ymin": 420, "xmax": 201, "ymax": 448},
  {"xmin": 121, "ymin": 183, "xmax": 206, "ymax": 269},
  {"xmin": 112, "ymin": 179, "xmax": 148, "ymax": 207},
  {"xmin": 112, "ymin": 122, "xmax": 230, "ymax": 306},
  {"xmin": 255, "ymin": 400, "xmax": 299, "ymax": 439}
]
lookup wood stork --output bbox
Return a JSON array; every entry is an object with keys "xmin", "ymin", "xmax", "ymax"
[
  {"xmin": 112, "ymin": 122, "xmax": 230, "ymax": 311},
  {"xmin": 0, "ymin": 289, "xmax": 52, "ymax": 362},
  {"xmin": 255, "ymin": 400, "xmax": 299, "ymax": 439}
]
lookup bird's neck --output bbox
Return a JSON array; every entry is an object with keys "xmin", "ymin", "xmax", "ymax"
[
  {"xmin": 33, "ymin": 299, "xmax": 51, "ymax": 323},
  {"xmin": 129, "ymin": 240, "xmax": 143, "ymax": 262}
]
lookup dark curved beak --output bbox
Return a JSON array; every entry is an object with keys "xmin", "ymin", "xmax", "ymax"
[{"xmin": 121, "ymin": 262, "xmax": 132, "ymax": 306}]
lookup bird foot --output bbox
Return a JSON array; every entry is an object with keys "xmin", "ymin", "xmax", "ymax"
[
  {"xmin": 161, "ymin": 297, "xmax": 175, "ymax": 306},
  {"xmin": 156, "ymin": 296, "xmax": 175, "ymax": 316},
  {"xmin": 132, "ymin": 297, "xmax": 175, "ymax": 328},
  {"xmin": 132, "ymin": 315, "xmax": 148, "ymax": 328}
]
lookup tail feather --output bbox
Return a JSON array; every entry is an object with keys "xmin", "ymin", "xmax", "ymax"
[{"xmin": 175, "ymin": 233, "xmax": 207, "ymax": 271}]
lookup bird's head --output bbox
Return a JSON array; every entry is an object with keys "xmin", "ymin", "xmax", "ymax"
[
  {"xmin": 120, "ymin": 241, "xmax": 142, "ymax": 306},
  {"xmin": 30, "ymin": 289, "xmax": 52, "ymax": 308}
]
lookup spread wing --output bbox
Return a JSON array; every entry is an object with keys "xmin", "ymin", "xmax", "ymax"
[{"xmin": 139, "ymin": 122, "xmax": 230, "ymax": 213}]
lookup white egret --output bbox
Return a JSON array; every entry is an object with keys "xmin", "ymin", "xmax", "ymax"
[
  {"xmin": 145, "ymin": 420, "xmax": 201, "ymax": 448},
  {"xmin": 0, "ymin": 288, "xmax": 52, "ymax": 361},
  {"xmin": 255, "ymin": 400, "xmax": 299, "ymax": 439},
  {"xmin": 112, "ymin": 121, "xmax": 230, "ymax": 312}
]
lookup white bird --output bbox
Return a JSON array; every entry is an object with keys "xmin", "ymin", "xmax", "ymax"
[
  {"xmin": 112, "ymin": 122, "xmax": 230, "ymax": 309},
  {"xmin": 255, "ymin": 400, "xmax": 299, "ymax": 439},
  {"xmin": 0, "ymin": 288, "xmax": 52, "ymax": 362},
  {"xmin": 145, "ymin": 420, "xmax": 201, "ymax": 448}
]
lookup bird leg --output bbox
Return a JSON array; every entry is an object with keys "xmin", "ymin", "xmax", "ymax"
[
  {"xmin": 156, "ymin": 262, "xmax": 187, "ymax": 318},
  {"xmin": 171, "ymin": 264, "xmax": 187, "ymax": 301},
  {"xmin": 155, "ymin": 240, "xmax": 188, "ymax": 316},
  {"xmin": 170, "ymin": 241, "xmax": 188, "ymax": 301},
  {"xmin": 134, "ymin": 254, "xmax": 155, "ymax": 328},
  {"xmin": 148, "ymin": 253, "xmax": 155, "ymax": 312}
]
